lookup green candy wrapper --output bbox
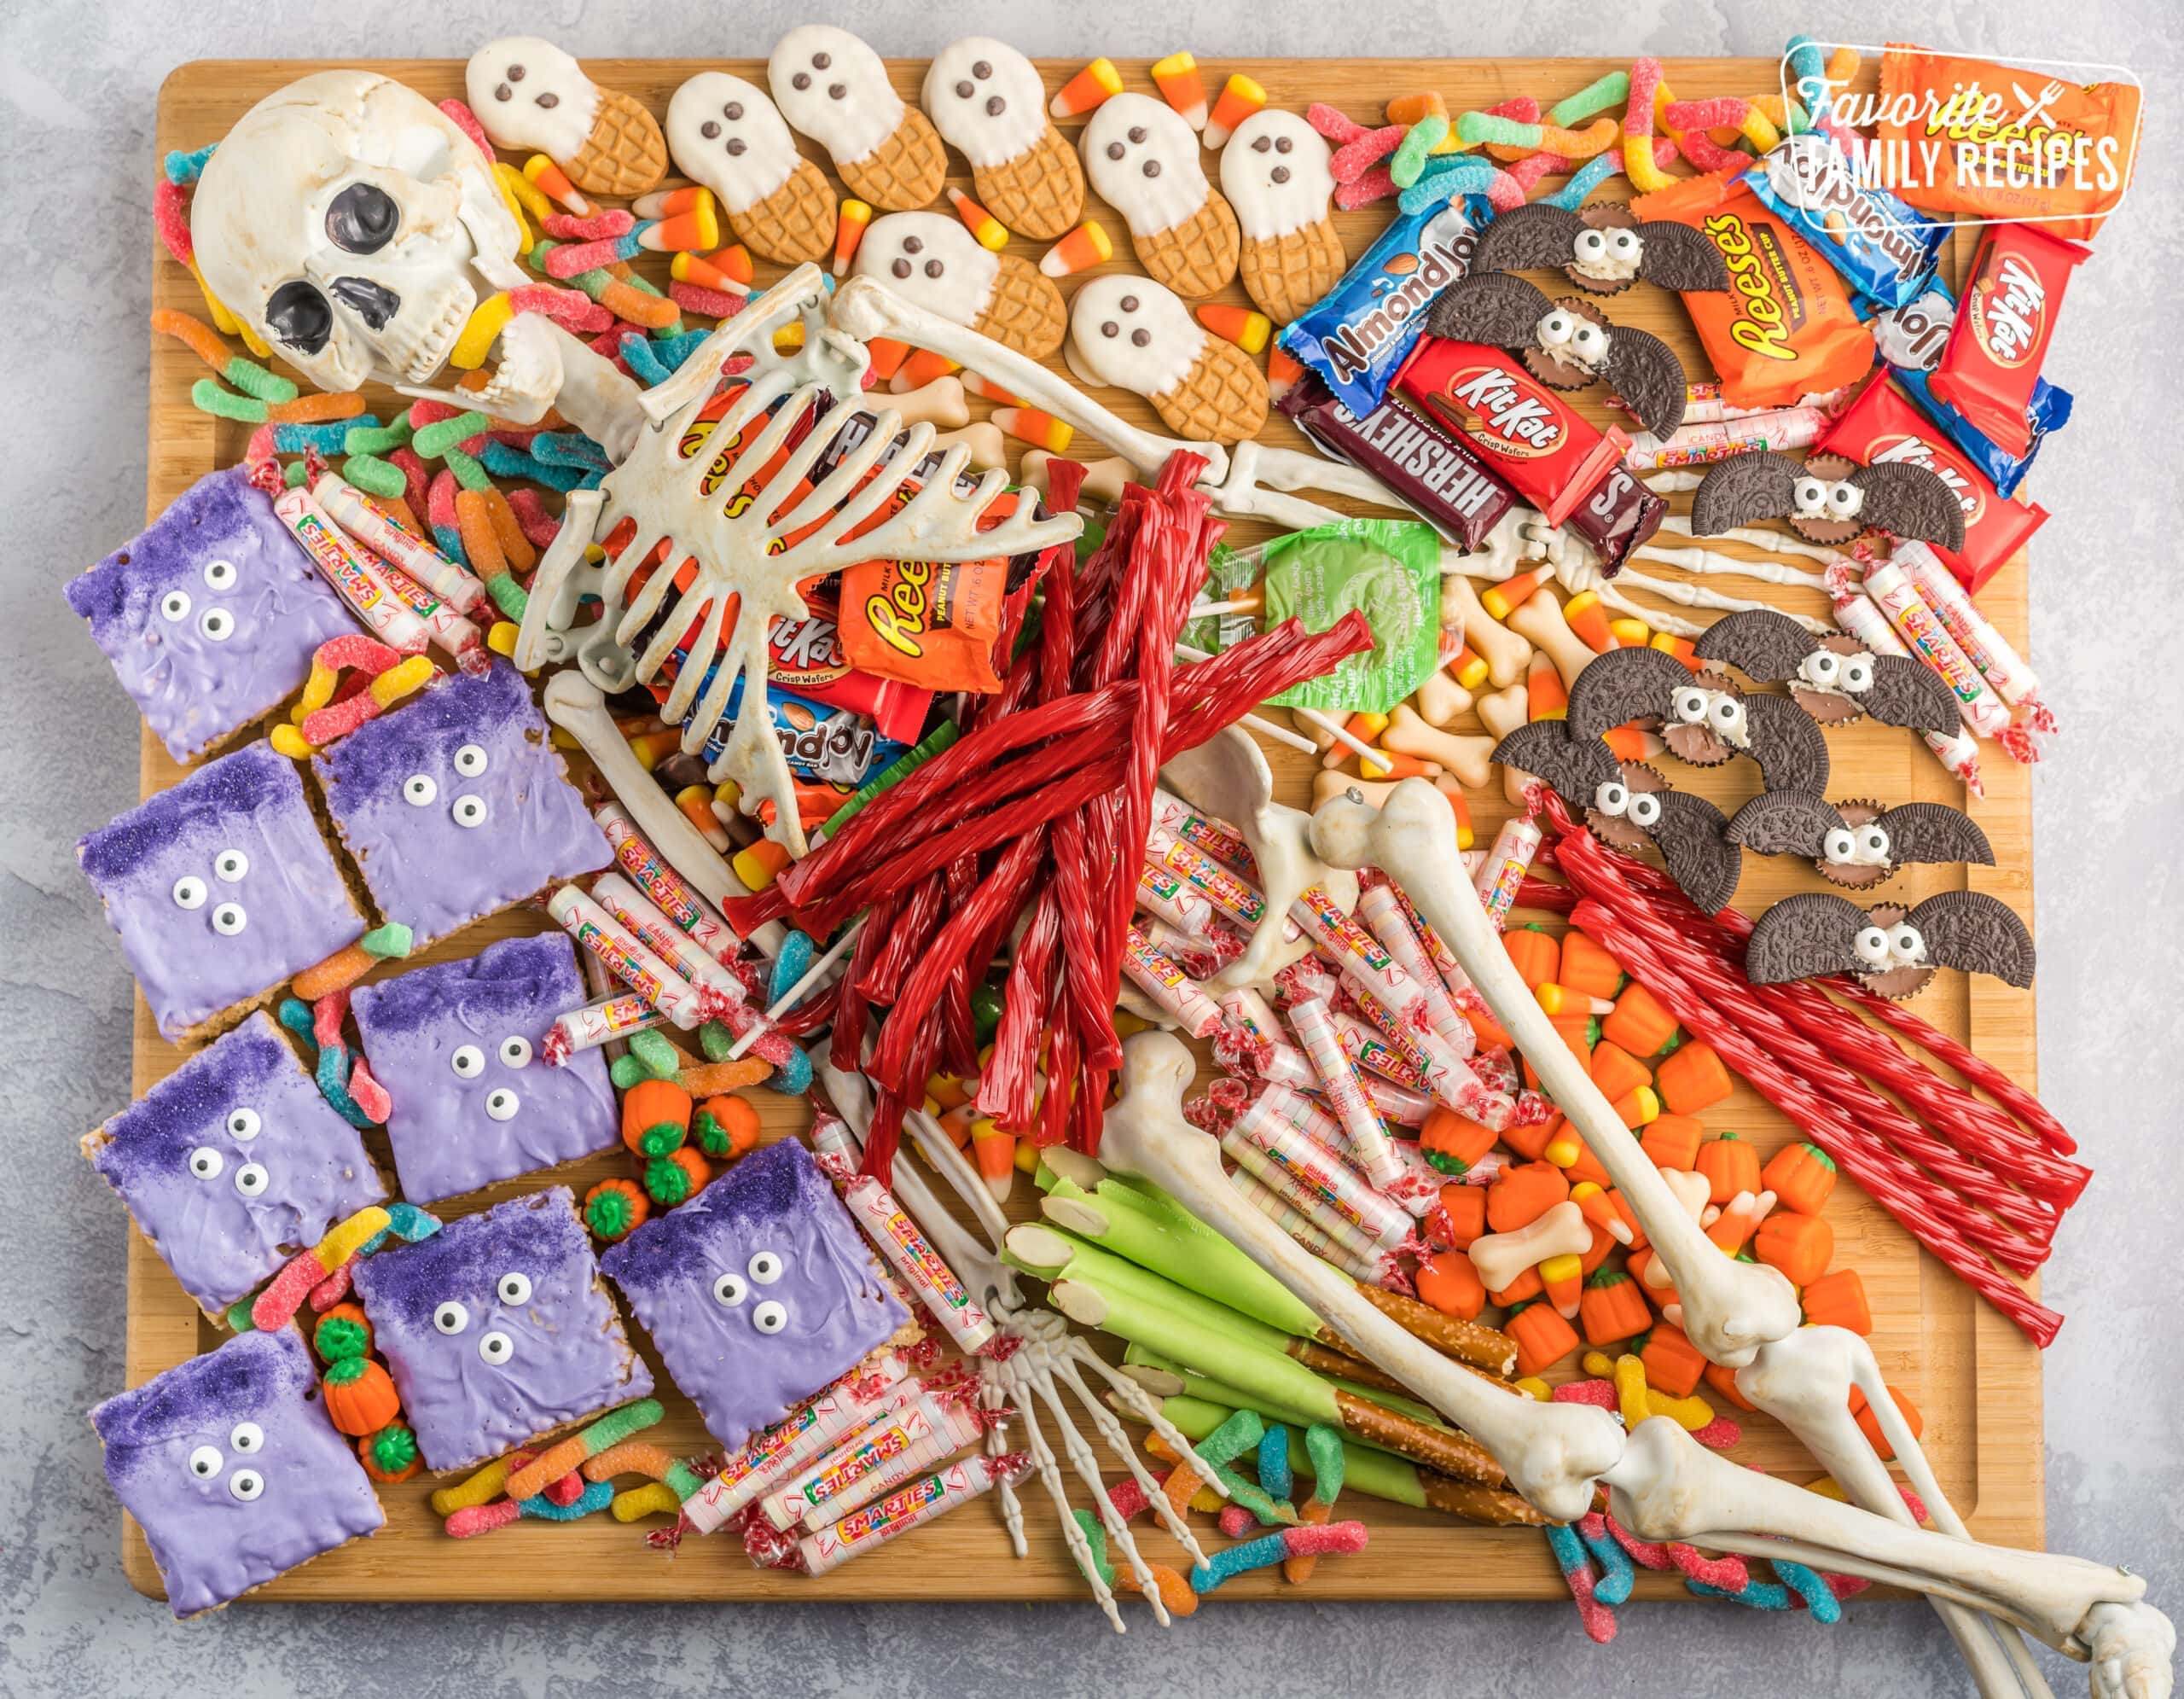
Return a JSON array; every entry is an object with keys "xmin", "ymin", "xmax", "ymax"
[{"xmin": 1263, "ymin": 520, "xmax": 1442, "ymax": 714}]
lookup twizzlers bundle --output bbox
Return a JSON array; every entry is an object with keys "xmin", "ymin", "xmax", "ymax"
[{"xmin": 724, "ymin": 455, "xmax": 1373, "ymax": 1180}]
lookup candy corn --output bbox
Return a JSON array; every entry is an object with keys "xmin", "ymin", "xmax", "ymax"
[
  {"xmin": 832, "ymin": 199, "xmax": 872, "ymax": 275},
  {"xmin": 670, "ymin": 249, "xmax": 752, "ymax": 299},
  {"xmin": 1564, "ymin": 590, "xmax": 1618, "ymax": 652},
  {"xmin": 1608, "ymin": 616, "xmax": 1653, "ymax": 648},
  {"xmin": 1040, "ymin": 219, "xmax": 1112, "ymax": 278},
  {"xmin": 946, "ymin": 185, "xmax": 1008, "ymax": 251},
  {"xmin": 1483, "ymin": 565, "xmax": 1554, "ymax": 620},
  {"xmin": 960, "ymin": 369, "xmax": 1023, "ymax": 407},
  {"xmin": 1266, "ymin": 345, "xmax": 1307, "ymax": 401},
  {"xmin": 1650, "ymin": 631, "xmax": 1700, "ymax": 669},
  {"xmin": 637, "ymin": 200, "xmax": 720, "ymax": 253},
  {"xmin": 521, "ymin": 154, "xmax": 591, "ymax": 216},
  {"xmin": 1050, "ymin": 58, "xmax": 1123, "ymax": 119},
  {"xmin": 1195, "ymin": 302, "xmax": 1272, "ymax": 354},
  {"xmin": 1527, "ymin": 651, "xmax": 1568, "ymax": 721},
  {"xmin": 993, "ymin": 406, "xmax": 1073, "ymax": 453},
  {"xmin": 863, "ymin": 336, "xmax": 910, "ymax": 382},
  {"xmin": 1202, "ymin": 73, "xmax": 1267, "ymax": 148},
  {"xmin": 1151, "ymin": 52, "xmax": 1209, "ymax": 130},
  {"xmin": 892, "ymin": 348, "xmax": 961, "ymax": 391},
  {"xmin": 633, "ymin": 184, "xmax": 715, "ymax": 221}
]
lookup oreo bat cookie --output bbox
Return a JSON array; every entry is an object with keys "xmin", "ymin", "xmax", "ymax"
[
  {"xmin": 1425, "ymin": 271, "xmax": 1691, "ymax": 439},
  {"xmin": 1695, "ymin": 609, "xmax": 1960, "ymax": 736},
  {"xmin": 1564, "ymin": 645, "xmax": 1830, "ymax": 794},
  {"xmin": 1469, "ymin": 201, "xmax": 1731, "ymax": 298},
  {"xmin": 1726, "ymin": 792, "xmax": 1993, "ymax": 890},
  {"xmin": 1744, "ymin": 890, "xmax": 2034, "ymax": 999},
  {"xmin": 1690, "ymin": 450, "xmax": 1966, "ymax": 552},
  {"xmin": 1493, "ymin": 721, "xmax": 1740, "ymax": 915}
]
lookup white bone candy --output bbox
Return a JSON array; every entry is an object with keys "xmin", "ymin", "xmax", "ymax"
[
  {"xmin": 1381, "ymin": 705, "xmax": 1493, "ymax": 788},
  {"xmin": 930, "ymin": 421, "xmax": 1007, "ymax": 472},
  {"xmin": 888, "ymin": 375, "xmax": 970, "ymax": 429},
  {"xmin": 1445, "ymin": 574, "xmax": 1531, "ymax": 689},
  {"xmin": 1473, "ymin": 683, "xmax": 1531, "ymax": 806},
  {"xmin": 1413, "ymin": 666, "xmax": 1474, "ymax": 727},
  {"xmin": 1507, "ymin": 591, "xmax": 1599, "ymax": 690},
  {"xmin": 1021, "ymin": 450, "xmax": 1131, "ymax": 507},
  {"xmin": 1467, "ymin": 1200, "xmax": 1589, "ymax": 1295}
]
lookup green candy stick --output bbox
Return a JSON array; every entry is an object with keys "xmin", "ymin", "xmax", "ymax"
[
  {"xmin": 1005, "ymin": 1223, "xmax": 1297, "ymax": 1360},
  {"xmin": 1121, "ymin": 1344, "xmax": 1448, "ymax": 1445}
]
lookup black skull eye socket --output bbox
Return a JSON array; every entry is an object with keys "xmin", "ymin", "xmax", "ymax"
[
  {"xmin": 326, "ymin": 182, "xmax": 399, "ymax": 254},
  {"xmin": 265, "ymin": 281, "xmax": 332, "ymax": 355}
]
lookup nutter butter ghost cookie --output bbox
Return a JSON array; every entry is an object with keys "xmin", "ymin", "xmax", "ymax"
[
  {"xmin": 1082, "ymin": 92, "xmax": 1240, "ymax": 298},
  {"xmin": 666, "ymin": 73, "xmax": 837, "ymax": 267},
  {"xmin": 90, "ymin": 1330, "xmax": 385, "ymax": 1617},
  {"xmin": 1067, "ymin": 273, "xmax": 1269, "ymax": 444},
  {"xmin": 851, "ymin": 212, "xmax": 1066, "ymax": 359},
  {"xmin": 1221, "ymin": 108, "xmax": 1344, "ymax": 324},
  {"xmin": 1280, "ymin": 200, "xmax": 1476, "ymax": 415},
  {"xmin": 464, "ymin": 38, "xmax": 668, "ymax": 198},
  {"xmin": 921, "ymin": 38, "xmax": 1083, "ymax": 240},
  {"xmin": 769, "ymin": 26, "xmax": 947, "ymax": 212}
]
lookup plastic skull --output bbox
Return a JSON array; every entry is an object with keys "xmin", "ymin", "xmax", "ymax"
[{"xmin": 192, "ymin": 71, "xmax": 539, "ymax": 404}]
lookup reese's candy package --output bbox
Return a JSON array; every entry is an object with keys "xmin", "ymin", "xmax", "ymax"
[
  {"xmin": 1280, "ymin": 200, "xmax": 1479, "ymax": 415},
  {"xmin": 1631, "ymin": 170, "xmax": 1874, "ymax": 410},
  {"xmin": 1927, "ymin": 222, "xmax": 2088, "ymax": 459},
  {"xmin": 1874, "ymin": 47, "xmax": 2141, "ymax": 238}
]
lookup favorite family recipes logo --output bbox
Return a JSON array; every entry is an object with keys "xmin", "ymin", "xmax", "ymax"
[{"xmin": 1780, "ymin": 44, "xmax": 2141, "ymax": 231}]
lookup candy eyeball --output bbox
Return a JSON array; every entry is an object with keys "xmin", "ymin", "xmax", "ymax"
[
  {"xmin": 213, "ymin": 848, "xmax": 249, "ymax": 883},
  {"xmin": 1711, "ymin": 695, "xmax": 1746, "ymax": 738},
  {"xmin": 1574, "ymin": 230, "xmax": 1607, "ymax": 262},
  {"xmin": 212, "ymin": 901, "xmax": 248, "ymax": 936},
  {"xmin": 712, "ymin": 1271, "xmax": 748, "ymax": 1307},
  {"xmin": 496, "ymin": 1271, "xmax": 531, "ymax": 1306},
  {"xmin": 226, "ymin": 1107, "xmax": 261, "ymax": 1141},
  {"xmin": 1801, "ymin": 650, "xmax": 1840, "ymax": 686},
  {"xmin": 1627, "ymin": 791, "xmax": 1661, "ymax": 828},
  {"xmin": 498, "ymin": 1035, "xmax": 532, "ymax": 1068},
  {"xmin": 1827, "ymin": 480, "xmax": 1865, "ymax": 520},
  {"xmin": 1792, "ymin": 476, "xmax": 1830, "ymax": 515},
  {"xmin": 1889, "ymin": 923, "xmax": 1925, "ymax": 962},
  {"xmin": 198, "ymin": 607, "xmax": 235, "ymax": 643},
  {"xmin": 484, "ymin": 1087, "xmax": 520, "ymax": 1122},
  {"xmin": 229, "ymin": 1421, "xmax": 264, "ymax": 1455},
  {"xmin": 752, "ymin": 1300, "xmax": 788, "ymax": 1335},
  {"xmin": 433, "ymin": 1299, "xmax": 470, "ymax": 1335},
  {"xmin": 1854, "ymin": 925, "xmax": 1892, "ymax": 966},
  {"xmin": 453, "ymin": 743, "xmax": 489, "ymax": 778},
  {"xmin": 1838, "ymin": 655, "xmax": 1874, "ymax": 693},
  {"xmin": 233, "ymin": 1161, "xmax": 270, "ymax": 1197},
  {"xmin": 160, "ymin": 589, "xmax": 192, "ymax": 623},
  {"xmin": 187, "ymin": 1444, "xmax": 223, "ymax": 1481},
  {"xmin": 478, "ymin": 1330, "xmax": 514, "ymax": 1366},
  {"xmin": 1609, "ymin": 228, "xmax": 1641, "ymax": 259},
  {"xmin": 451, "ymin": 794, "xmax": 489, "ymax": 829},
  {"xmin": 1593, "ymin": 781, "xmax": 1629, "ymax": 817},
  {"xmin": 228, "ymin": 1468, "xmax": 265, "ymax": 1502},
  {"xmin": 403, "ymin": 774, "xmax": 438, "ymax": 807},
  {"xmin": 1536, "ymin": 311, "xmax": 1574, "ymax": 347},
  {"xmin": 189, "ymin": 1146, "xmax": 225, "ymax": 1181},
  {"xmin": 1824, "ymin": 827, "xmax": 1856, "ymax": 863},
  {"xmin": 202, "ymin": 558, "xmax": 238, "ymax": 591},
  {"xmin": 748, "ymin": 1250, "xmax": 786, "ymax": 1285},
  {"xmin": 1672, "ymin": 687, "xmax": 1711, "ymax": 724},
  {"xmin": 1567, "ymin": 322, "xmax": 1608, "ymax": 364},
  {"xmin": 450, "ymin": 1044, "xmax": 485, "ymax": 1079},
  {"xmin": 173, "ymin": 876, "xmax": 207, "ymax": 911}
]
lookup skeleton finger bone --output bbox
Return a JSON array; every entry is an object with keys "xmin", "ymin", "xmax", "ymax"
[
  {"xmin": 1310, "ymin": 781, "xmax": 1804, "ymax": 1365},
  {"xmin": 1473, "ymin": 684, "xmax": 1531, "ymax": 806},
  {"xmin": 512, "ymin": 487, "xmax": 605, "ymax": 672},
  {"xmin": 1447, "ymin": 575, "xmax": 1531, "ymax": 689},
  {"xmin": 1095, "ymin": 1030, "xmax": 1625, "ymax": 1523},
  {"xmin": 1507, "ymin": 591, "xmax": 1599, "ymax": 690},
  {"xmin": 1381, "ymin": 706, "xmax": 1495, "ymax": 788},
  {"xmin": 828, "ymin": 276, "xmax": 1227, "ymax": 484}
]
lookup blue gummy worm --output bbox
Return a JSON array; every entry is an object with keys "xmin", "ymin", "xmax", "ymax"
[
  {"xmin": 768, "ymin": 932, "xmax": 816, "ymax": 1007},
  {"xmin": 1542, "ymin": 152, "xmax": 1623, "ymax": 212},
  {"xmin": 429, "ymin": 524, "xmax": 470, "ymax": 569},
  {"xmin": 1190, "ymin": 1529, "xmax": 1292, "ymax": 1595},
  {"xmin": 1545, "ymin": 1522, "xmax": 1591, "ymax": 1579},
  {"xmin": 165, "ymin": 143, "xmax": 217, "ymax": 185},
  {"xmin": 476, "ymin": 439, "xmax": 587, "ymax": 492},
  {"xmin": 1396, "ymin": 159, "xmax": 1496, "ymax": 217},
  {"xmin": 276, "ymin": 997, "xmax": 317, "ymax": 1046},
  {"xmin": 273, "ymin": 416, "xmax": 378, "ymax": 455},
  {"xmin": 520, "ymin": 1481, "xmax": 616, "ymax": 1521},
  {"xmin": 1578, "ymin": 1522, "xmax": 1635, "ymax": 1607},
  {"xmin": 651, "ymin": 329, "xmax": 712, "ymax": 374},
  {"xmin": 530, "ymin": 431, "xmax": 612, "ymax": 471},
  {"xmin": 314, "ymin": 1039, "xmax": 375, "ymax": 1131},
  {"xmin": 1771, "ymin": 1559, "xmax": 1842, "ymax": 1624},
  {"xmin": 767, "ymin": 1045, "xmax": 814, "ymax": 1097},
  {"xmin": 1690, "ymin": 1575, "xmax": 1792, "ymax": 1611},
  {"xmin": 1257, "ymin": 1425, "xmax": 1293, "ymax": 1504},
  {"xmin": 619, "ymin": 335, "xmax": 672, "ymax": 388}
]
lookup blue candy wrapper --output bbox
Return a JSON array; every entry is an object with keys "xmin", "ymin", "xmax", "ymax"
[
  {"xmin": 1862, "ymin": 282, "xmax": 2072, "ymax": 499},
  {"xmin": 1745, "ymin": 133, "xmax": 1948, "ymax": 311},
  {"xmin": 1278, "ymin": 200, "xmax": 1478, "ymax": 416}
]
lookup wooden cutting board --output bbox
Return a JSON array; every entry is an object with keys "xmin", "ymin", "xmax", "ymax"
[{"xmin": 125, "ymin": 54, "xmax": 2043, "ymax": 1604}]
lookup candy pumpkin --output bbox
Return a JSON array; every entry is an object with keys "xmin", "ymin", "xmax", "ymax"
[
  {"xmin": 322, "ymin": 1355, "xmax": 399, "ymax": 1436},
  {"xmin": 312, "ymin": 1302, "xmax": 373, "ymax": 1364}
]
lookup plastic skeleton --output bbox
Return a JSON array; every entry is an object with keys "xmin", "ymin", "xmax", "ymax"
[{"xmin": 812, "ymin": 1050, "xmax": 1221, "ymax": 1632}]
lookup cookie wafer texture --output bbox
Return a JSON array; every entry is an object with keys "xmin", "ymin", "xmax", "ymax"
[
  {"xmin": 567, "ymin": 86, "xmax": 669, "ymax": 198},
  {"xmin": 1155, "ymin": 335, "xmax": 1269, "ymax": 443},
  {"xmin": 976, "ymin": 122, "xmax": 1086, "ymax": 240},
  {"xmin": 666, "ymin": 73, "xmax": 838, "ymax": 268},
  {"xmin": 465, "ymin": 39, "xmax": 666, "ymax": 198},
  {"xmin": 1222, "ymin": 108, "xmax": 1344, "ymax": 323},
  {"xmin": 974, "ymin": 253, "xmax": 1067, "ymax": 359},
  {"xmin": 1136, "ymin": 194, "xmax": 1243, "ymax": 300},
  {"xmin": 923, "ymin": 37, "xmax": 1085, "ymax": 240},
  {"xmin": 770, "ymin": 26, "xmax": 944, "ymax": 212},
  {"xmin": 853, "ymin": 212, "xmax": 1066, "ymax": 360},
  {"xmin": 837, "ymin": 108, "xmax": 950, "ymax": 213},
  {"xmin": 1240, "ymin": 223, "xmax": 1348, "ymax": 325},
  {"xmin": 1083, "ymin": 92, "xmax": 1240, "ymax": 298},
  {"xmin": 735, "ymin": 159, "xmax": 838, "ymax": 265}
]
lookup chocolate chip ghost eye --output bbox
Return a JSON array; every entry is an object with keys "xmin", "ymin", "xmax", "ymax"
[
  {"xmin": 828, "ymin": 84, "xmax": 846, "ymax": 100},
  {"xmin": 1107, "ymin": 141, "xmax": 1124, "ymax": 160},
  {"xmin": 892, "ymin": 259, "xmax": 911, "ymax": 279},
  {"xmin": 494, "ymin": 84, "xmax": 511, "ymax": 102},
  {"xmin": 1131, "ymin": 329, "xmax": 1150, "ymax": 346},
  {"xmin": 1252, "ymin": 135, "xmax": 1270, "ymax": 152},
  {"xmin": 1272, "ymin": 166, "xmax": 1290, "ymax": 183},
  {"xmin": 1101, "ymin": 321, "xmax": 1118, "ymax": 337},
  {"xmin": 972, "ymin": 60, "xmax": 991, "ymax": 78},
  {"xmin": 725, "ymin": 102, "xmax": 742, "ymax": 119},
  {"xmin": 956, "ymin": 80, "xmax": 974, "ymax": 98},
  {"xmin": 903, "ymin": 235, "xmax": 923, "ymax": 253},
  {"xmin": 727, "ymin": 139, "xmax": 745, "ymax": 155},
  {"xmin": 1275, "ymin": 136, "xmax": 1292, "ymax": 153},
  {"xmin": 925, "ymin": 259, "xmax": 944, "ymax": 277},
  {"xmin": 700, "ymin": 120, "xmax": 719, "ymax": 138},
  {"xmin": 1142, "ymin": 160, "xmax": 1161, "ymax": 177},
  {"xmin": 811, "ymin": 51, "xmax": 830, "ymax": 68},
  {"xmin": 792, "ymin": 73, "xmax": 810, "ymax": 90},
  {"xmin": 536, "ymin": 93, "xmax": 558, "ymax": 110},
  {"xmin": 1120, "ymin": 295, "xmax": 1139, "ymax": 311},
  {"xmin": 987, "ymin": 96, "xmax": 1005, "ymax": 115},
  {"xmin": 507, "ymin": 63, "xmax": 524, "ymax": 81},
  {"xmin": 1128, "ymin": 126, "xmax": 1147, "ymax": 143}
]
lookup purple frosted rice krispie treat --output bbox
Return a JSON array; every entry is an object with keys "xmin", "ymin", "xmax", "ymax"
[
  {"xmin": 311, "ymin": 663, "xmax": 609, "ymax": 950},
  {"xmin": 350, "ymin": 934, "xmax": 618, "ymax": 1204},
  {"xmin": 82, "ymin": 1010, "xmax": 386, "ymax": 1317},
  {"xmin": 601, "ymin": 1140, "xmax": 907, "ymax": 1452},
  {"xmin": 90, "ymin": 1328, "xmax": 384, "ymax": 1616},
  {"xmin": 350, "ymin": 1187, "xmax": 651, "ymax": 1471},
  {"xmin": 66, "ymin": 466, "xmax": 357, "ymax": 763},
  {"xmin": 78, "ymin": 738, "xmax": 363, "ymax": 1041}
]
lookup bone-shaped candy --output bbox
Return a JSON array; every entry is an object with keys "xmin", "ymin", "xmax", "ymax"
[
  {"xmin": 1473, "ymin": 683, "xmax": 1531, "ymax": 806},
  {"xmin": 1022, "ymin": 450, "xmax": 1130, "ymax": 508},
  {"xmin": 1413, "ymin": 666, "xmax": 1475, "ymax": 727},
  {"xmin": 1508, "ymin": 590, "xmax": 1599, "ymax": 691},
  {"xmin": 929, "ymin": 421, "xmax": 1006, "ymax": 472},
  {"xmin": 1467, "ymin": 1200, "xmax": 1589, "ymax": 1295},
  {"xmin": 1446, "ymin": 575, "xmax": 1531, "ymax": 689},
  {"xmin": 1381, "ymin": 706, "xmax": 1494, "ymax": 789},
  {"xmin": 888, "ymin": 375, "xmax": 969, "ymax": 429}
]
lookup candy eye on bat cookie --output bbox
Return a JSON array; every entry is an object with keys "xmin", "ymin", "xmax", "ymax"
[
  {"xmin": 1425, "ymin": 271, "xmax": 1692, "ymax": 439},
  {"xmin": 1467, "ymin": 199, "xmax": 1733, "ymax": 297},
  {"xmin": 1727, "ymin": 791, "xmax": 1994, "ymax": 890},
  {"xmin": 1690, "ymin": 450, "xmax": 1967, "ymax": 553},
  {"xmin": 1565, "ymin": 643, "xmax": 1831, "ymax": 794},
  {"xmin": 1744, "ymin": 889, "xmax": 2035, "ymax": 998},
  {"xmin": 1492, "ymin": 720, "xmax": 1740, "ymax": 915},
  {"xmin": 1694, "ymin": 608, "xmax": 1961, "ymax": 736}
]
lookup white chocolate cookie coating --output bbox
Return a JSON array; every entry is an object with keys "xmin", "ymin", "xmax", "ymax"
[
  {"xmin": 1082, "ymin": 93, "xmax": 1211, "ymax": 239},
  {"xmin": 921, "ymin": 38, "xmax": 1047, "ymax": 169},
  {"xmin": 1067, "ymin": 274, "xmax": 1205, "ymax": 399},
  {"xmin": 465, "ymin": 37, "xmax": 601, "ymax": 163},
  {"xmin": 666, "ymin": 73, "xmax": 803, "ymax": 215},
  {"xmin": 1220, "ymin": 108, "xmax": 1336, "ymax": 241},
  {"xmin": 768, "ymin": 25, "xmax": 903, "ymax": 166},
  {"xmin": 851, "ymin": 213, "xmax": 1000, "ymax": 328}
]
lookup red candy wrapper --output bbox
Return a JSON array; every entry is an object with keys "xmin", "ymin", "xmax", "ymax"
[
  {"xmin": 1394, "ymin": 338, "xmax": 1629, "ymax": 529},
  {"xmin": 1820, "ymin": 374, "xmax": 2048, "ymax": 594},
  {"xmin": 767, "ymin": 612, "xmax": 933, "ymax": 745},
  {"xmin": 1927, "ymin": 223, "xmax": 2089, "ymax": 458}
]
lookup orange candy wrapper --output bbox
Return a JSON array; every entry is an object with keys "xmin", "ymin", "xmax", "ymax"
[
  {"xmin": 1873, "ymin": 46, "xmax": 2142, "ymax": 239},
  {"xmin": 837, "ymin": 487, "xmax": 1041, "ymax": 694},
  {"xmin": 1631, "ymin": 170, "xmax": 1873, "ymax": 410}
]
